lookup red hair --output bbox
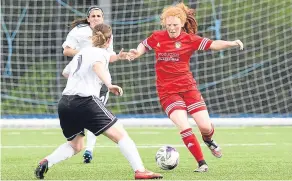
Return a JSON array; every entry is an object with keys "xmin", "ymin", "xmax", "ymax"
[{"xmin": 160, "ymin": 2, "xmax": 198, "ymax": 34}]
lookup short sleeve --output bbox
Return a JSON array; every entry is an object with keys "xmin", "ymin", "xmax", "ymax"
[
  {"xmin": 62, "ymin": 27, "xmax": 79, "ymax": 49},
  {"xmin": 86, "ymin": 48, "xmax": 108, "ymax": 68},
  {"xmin": 142, "ymin": 32, "xmax": 158, "ymax": 51},
  {"xmin": 191, "ymin": 34, "xmax": 213, "ymax": 51}
]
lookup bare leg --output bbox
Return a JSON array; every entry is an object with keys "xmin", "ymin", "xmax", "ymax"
[{"xmin": 191, "ymin": 110, "xmax": 222, "ymax": 158}]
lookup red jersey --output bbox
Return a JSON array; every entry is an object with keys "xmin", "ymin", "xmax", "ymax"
[{"xmin": 142, "ymin": 30, "xmax": 213, "ymax": 99}]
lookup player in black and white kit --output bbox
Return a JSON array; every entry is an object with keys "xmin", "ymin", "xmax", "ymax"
[
  {"xmin": 62, "ymin": 6, "xmax": 121, "ymax": 163},
  {"xmin": 35, "ymin": 24, "xmax": 163, "ymax": 180}
]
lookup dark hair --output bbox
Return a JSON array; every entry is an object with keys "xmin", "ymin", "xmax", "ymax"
[
  {"xmin": 70, "ymin": 18, "xmax": 88, "ymax": 29},
  {"xmin": 92, "ymin": 24, "xmax": 112, "ymax": 48},
  {"xmin": 70, "ymin": 6, "xmax": 104, "ymax": 29},
  {"xmin": 86, "ymin": 6, "xmax": 104, "ymax": 17}
]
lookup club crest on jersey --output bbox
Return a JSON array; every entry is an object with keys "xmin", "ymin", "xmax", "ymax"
[{"xmin": 175, "ymin": 42, "xmax": 181, "ymax": 49}]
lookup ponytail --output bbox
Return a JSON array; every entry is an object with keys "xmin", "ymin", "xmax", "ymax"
[
  {"xmin": 92, "ymin": 24, "xmax": 112, "ymax": 48},
  {"xmin": 176, "ymin": 3, "xmax": 198, "ymax": 34}
]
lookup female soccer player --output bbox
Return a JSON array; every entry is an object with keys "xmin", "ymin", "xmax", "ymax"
[
  {"xmin": 62, "ymin": 5, "xmax": 121, "ymax": 163},
  {"xmin": 128, "ymin": 2, "xmax": 244, "ymax": 172},
  {"xmin": 35, "ymin": 24, "xmax": 162, "ymax": 180}
]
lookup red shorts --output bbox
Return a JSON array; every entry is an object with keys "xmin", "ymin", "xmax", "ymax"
[{"xmin": 159, "ymin": 90, "xmax": 207, "ymax": 117}]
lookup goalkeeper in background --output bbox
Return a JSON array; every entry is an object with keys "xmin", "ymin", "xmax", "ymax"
[
  {"xmin": 35, "ymin": 23, "xmax": 163, "ymax": 180},
  {"xmin": 62, "ymin": 5, "xmax": 120, "ymax": 164},
  {"xmin": 128, "ymin": 2, "xmax": 243, "ymax": 172}
]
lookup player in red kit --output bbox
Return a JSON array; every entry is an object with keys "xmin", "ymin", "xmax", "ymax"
[{"xmin": 128, "ymin": 2, "xmax": 244, "ymax": 172}]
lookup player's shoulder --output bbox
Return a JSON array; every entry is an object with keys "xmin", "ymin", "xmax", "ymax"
[
  {"xmin": 76, "ymin": 24, "xmax": 90, "ymax": 28},
  {"xmin": 70, "ymin": 24, "xmax": 90, "ymax": 32},
  {"xmin": 70, "ymin": 24, "xmax": 91, "ymax": 36},
  {"xmin": 152, "ymin": 30, "xmax": 167, "ymax": 36},
  {"xmin": 80, "ymin": 47, "xmax": 107, "ymax": 61},
  {"xmin": 187, "ymin": 33, "xmax": 203, "ymax": 41},
  {"xmin": 84, "ymin": 47, "xmax": 100, "ymax": 53},
  {"xmin": 86, "ymin": 47, "xmax": 108, "ymax": 55}
]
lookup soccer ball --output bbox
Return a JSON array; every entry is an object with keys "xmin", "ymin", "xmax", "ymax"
[{"xmin": 155, "ymin": 145, "xmax": 179, "ymax": 170}]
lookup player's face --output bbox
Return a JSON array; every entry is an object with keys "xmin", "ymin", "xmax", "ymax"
[
  {"xmin": 165, "ymin": 16, "xmax": 183, "ymax": 38},
  {"xmin": 87, "ymin": 10, "xmax": 104, "ymax": 29}
]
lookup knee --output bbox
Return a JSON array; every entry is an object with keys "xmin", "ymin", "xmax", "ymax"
[
  {"xmin": 104, "ymin": 125, "xmax": 127, "ymax": 144},
  {"xmin": 70, "ymin": 141, "xmax": 84, "ymax": 153},
  {"xmin": 199, "ymin": 124, "xmax": 212, "ymax": 134},
  {"xmin": 110, "ymin": 130, "xmax": 126, "ymax": 143}
]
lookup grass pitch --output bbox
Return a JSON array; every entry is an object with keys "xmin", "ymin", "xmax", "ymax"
[{"xmin": 1, "ymin": 126, "xmax": 292, "ymax": 180}]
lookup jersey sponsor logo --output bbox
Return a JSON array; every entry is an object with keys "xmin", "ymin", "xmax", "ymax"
[
  {"xmin": 157, "ymin": 52, "xmax": 179, "ymax": 62},
  {"xmin": 175, "ymin": 41, "xmax": 181, "ymax": 49},
  {"xmin": 157, "ymin": 42, "xmax": 160, "ymax": 47}
]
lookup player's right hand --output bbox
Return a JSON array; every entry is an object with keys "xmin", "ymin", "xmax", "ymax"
[
  {"xmin": 128, "ymin": 49, "xmax": 139, "ymax": 61},
  {"xmin": 108, "ymin": 85, "xmax": 123, "ymax": 96}
]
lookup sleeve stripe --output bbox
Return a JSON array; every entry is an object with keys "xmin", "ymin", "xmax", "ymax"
[
  {"xmin": 142, "ymin": 39, "xmax": 152, "ymax": 50},
  {"xmin": 198, "ymin": 38, "xmax": 209, "ymax": 50}
]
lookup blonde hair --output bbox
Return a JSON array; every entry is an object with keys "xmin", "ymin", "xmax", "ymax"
[
  {"xmin": 92, "ymin": 24, "xmax": 112, "ymax": 48},
  {"xmin": 160, "ymin": 2, "xmax": 198, "ymax": 34}
]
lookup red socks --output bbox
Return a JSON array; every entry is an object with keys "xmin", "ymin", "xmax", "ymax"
[{"xmin": 180, "ymin": 128, "xmax": 204, "ymax": 162}]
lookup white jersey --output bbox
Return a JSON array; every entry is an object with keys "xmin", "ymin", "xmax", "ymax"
[
  {"xmin": 62, "ymin": 47, "xmax": 111, "ymax": 98},
  {"xmin": 62, "ymin": 24, "xmax": 115, "ymax": 55}
]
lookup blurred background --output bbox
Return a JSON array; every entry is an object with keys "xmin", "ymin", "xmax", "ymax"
[
  {"xmin": 1, "ymin": 0, "xmax": 292, "ymax": 120},
  {"xmin": 1, "ymin": 1, "xmax": 292, "ymax": 180}
]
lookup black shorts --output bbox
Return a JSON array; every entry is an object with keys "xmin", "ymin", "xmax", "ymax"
[{"xmin": 58, "ymin": 95, "xmax": 117, "ymax": 141}]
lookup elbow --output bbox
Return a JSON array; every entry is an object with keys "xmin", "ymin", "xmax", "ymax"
[
  {"xmin": 109, "ymin": 55, "xmax": 117, "ymax": 63},
  {"xmin": 213, "ymin": 47, "xmax": 222, "ymax": 51},
  {"xmin": 63, "ymin": 74, "xmax": 69, "ymax": 78},
  {"xmin": 209, "ymin": 46, "xmax": 221, "ymax": 51},
  {"xmin": 63, "ymin": 49, "xmax": 69, "ymax": 57},
  {"xmin": 62, "ymin": 71, "xmax": 69, "ymax": 78},
  {"xmin": 210, "ymin": 41, "xmax": 231, "ymax": 51}
]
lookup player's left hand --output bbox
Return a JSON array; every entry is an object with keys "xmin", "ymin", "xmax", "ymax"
[{"xmin": 235, "ymin": 40, "xmax": 244, "ymax": 50}]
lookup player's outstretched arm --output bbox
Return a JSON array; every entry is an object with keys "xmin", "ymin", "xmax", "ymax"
[
  {"xmin": 128, "ymin": 43, "xmax": 147, "ymax": 61},
  {"xmin": 110, "ymin": 48, "xmax": 130, "ymax": 62},
  {"xmin": 210, "ymin": 40, "xmax": 243, "ymax": 51}
]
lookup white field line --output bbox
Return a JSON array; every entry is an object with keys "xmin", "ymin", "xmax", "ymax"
[
  {"xmin": 1, "ymin": 118, "xmax": 292, "ymax": 127},
  {"xmin": 1, "ymin": 143, "xmax": 283, "ymax": 149},
  {"xmin": 2, "ymin": 180, "xmax": 289, "ymax": 181},
  {"xmin": 3, "ymin": 131, "xmax": 285, "ymax": 135}
]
